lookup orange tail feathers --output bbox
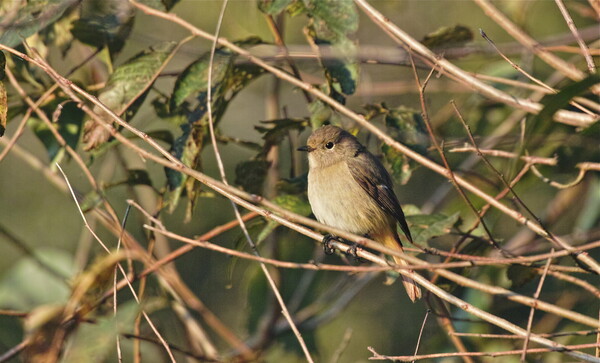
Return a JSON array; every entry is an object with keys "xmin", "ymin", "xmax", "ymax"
[{"xmin": 379, "ymin": 232, "xmax": 422, "ymax": 302}]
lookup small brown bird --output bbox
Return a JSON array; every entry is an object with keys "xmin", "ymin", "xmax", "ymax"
[{"xmin": 298, "ymin": 125, "xmax": 422, "ymax": 302}]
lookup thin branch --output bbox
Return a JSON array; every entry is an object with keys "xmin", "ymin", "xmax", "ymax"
[
  {"xmin": 42, "ymin": 4, "xmax": 594, "ymax": 274},
  {"xmin": 56, "ymin": 165, "xmax": 177, "ymax": 362},
  {"xmin": 521, "ymin": 251, "xmax": 554, "ymax": 361},
  {"xmin": 369, "ymin": 343, "xmax": 600, "ymax": 361},
  {"xmin": 449, "ymin": 147, "xmax": 557, "ymax": 165},
  {"xmin": 479, "ymin": 29, "xmax": 595, "ymax": 116},
  {"xmin": 352, "ymin": 0, "xmax": 597, "ymax": 127},
  {"xmin": 204, "ymin": 1, "xmax": 313, "ymax": 360},
  {"xmin": 555, "ymin": 0, "xmax": 596, "ymax": 74},
  {"xmin": 451, "ymin": 101, "xmax": 599, "ymax": 271},
  {"xmin": 531, "ymin": 162, "xmax": 600, "ymax": 189},
  {"xmin": 412, "ymin": 310, "xmax": 430, "ymax": 363},
  {"xmin": 472, "ymin": 0, "xmax": 591, "ymax": 85}
]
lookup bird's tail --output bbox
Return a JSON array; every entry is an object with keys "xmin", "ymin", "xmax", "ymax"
[{"xmin": 380, "ymin": 232, "xmax": 422, "ymax": 302}]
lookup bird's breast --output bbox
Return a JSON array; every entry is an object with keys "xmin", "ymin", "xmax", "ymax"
[{"xmin": 307, "ymin": 162, "xmax": 388, "ymax": 235}]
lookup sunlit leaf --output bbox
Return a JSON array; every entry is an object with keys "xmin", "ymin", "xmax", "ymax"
[
  {"xmin": 164, "ymin": 41, "xmax": 266, "ymax": 217},
  {"xmin": 309, "ymin": 0, "xmax": 358, "ymax": 40},
  {"xmin": 255, "ymin": 194, "xmax": 312, "ymax": 245},
  {"xmin": 0, "ymin": 0, "xmax": 73, "ymax": 47},
  {"xmin": 381, "ymin": 144, "xmax": 412, "ymax": 185},
  {"xmin": 83, "ymin": 41, "xmax": 178, "ymax": 150},
  {"xmin": 70, "ymin": 0, "xmax": 135, "ymax": 56},
  {"xmin": 258, "ymin": 0, "xmax": 295, "ymax": 15},
  {"xmin": 422, "ymin": 24, "xmax": 473, "ymax": 48},
  {"xmin": 305, "ymin": 0, "xmax": 359, "ymax": 102},
  {"xmin": 407, "ymin": 212, "xmax": 460, "ymax": 245},
  {"xmin": 308, "ymin": 98, "xmax": 342, "ymax": 129},
  {"xmin": 170, "ymin": 50, "xmax": 232, "ymax": 110},
  {"xmin": 365, "ymin": 103, "xmax": 428, "ymax": 185},
  {"xmin": 274, "ymin": 193, "xmax": 312, "ymax": 217},
  {"xmin": 68, "ymin": 252, "xmax": 126, "ymax": 316}
]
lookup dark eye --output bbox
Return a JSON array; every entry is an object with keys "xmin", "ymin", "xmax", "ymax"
[{"xmin": 325, "ymin": 142, "xmax": 334, "ymax": 149}]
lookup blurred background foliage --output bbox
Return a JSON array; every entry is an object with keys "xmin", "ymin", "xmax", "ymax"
[{"xmin": 0, "ymin": 0, "xmax": 599, "ymax": 362}]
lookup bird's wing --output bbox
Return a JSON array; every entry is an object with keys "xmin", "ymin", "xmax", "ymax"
[{"xmin": 347, "ymin": 151, "xmax": 413, "ymax": 244}]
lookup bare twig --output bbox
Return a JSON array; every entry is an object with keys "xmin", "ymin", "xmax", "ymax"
[
  {"xmin": 56, "ymin": 164, "xmax": 176, "ymax": 362},
  {"xmin": 479, "ymin": 29, "xmax": 595, "ymax": 116},
  {"xmin": 531, "ymin": 162, "xmax": 600, "ymax": 189},
  {"xmin": 472, "ymin": 0, "xmax": 591, "ymax": 85},
  {"xmin": 369, "ymin": 343, "xmax": 600, "ymax": 361},
  {"xmin": 204, "ymin": 2, "xmax": 313, "ymax": 360},
  {"xmin": 352, "ymin": 0, "xmax": 598, "ymax": 127},
  {"xmin": 449, "ymin": 147, "xmax": 557, "ymax": 165},
  {"xmin": 555, "ymin": 0, "xmax": 597, "ymax": 74},
  {"xmin": 412, "ymin": 310, "xmax": 430, "ymax": 363},
  {"xmin": 521, "ymin": 251, "xmax": 554, "ymax": 361},
  {"xmin": 85, "ymin": 4, "xmax": 600, "ymax": 273}
]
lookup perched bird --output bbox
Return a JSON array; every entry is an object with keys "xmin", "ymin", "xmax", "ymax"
[{"xmin": 298, "ymin": 125, "xmax": 421, "ymax": 302}]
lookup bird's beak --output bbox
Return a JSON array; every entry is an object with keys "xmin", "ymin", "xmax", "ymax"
[{"xmin": 297, "ymin": 145, "xmax": 314, "ymax": 152}]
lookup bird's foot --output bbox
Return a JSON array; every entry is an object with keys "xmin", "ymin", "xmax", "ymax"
[
  {"xmin": 322, "ymin": 234, "xmax": 337, "ymax": 255},
  {"xmin": 346, "ymin": 243, "xmax": 367, "ymax": 263}
]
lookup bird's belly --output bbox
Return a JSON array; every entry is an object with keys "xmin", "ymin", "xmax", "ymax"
[{"xmin": 308, "ymin": 165, "xmax": 385, "ymax": 235}]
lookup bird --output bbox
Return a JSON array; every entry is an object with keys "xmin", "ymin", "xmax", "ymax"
[{"xmin": 298, "ymin": 125, "xmax": 422, "ymax": 302}]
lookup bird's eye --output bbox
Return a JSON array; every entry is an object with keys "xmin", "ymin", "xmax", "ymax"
[{"xmin": 325, "ymin": 142, "xmax": 334, "ymax": 149}]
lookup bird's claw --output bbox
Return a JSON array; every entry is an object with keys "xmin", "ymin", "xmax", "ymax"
[
  {"xmin": 346, "ymin": 243, "xmax": 366, "ymax": 263},
  {"xmin": 322, "ymin": 234, "xmax": 337, "ymax": 255}
]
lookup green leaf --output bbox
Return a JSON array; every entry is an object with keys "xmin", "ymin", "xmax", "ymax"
[
  {"xmin": 235, "ymin": 159, "xmax": 270, "ymax": 195},
  {"xmin": 164, "ymin": 41, "xmax": 265, "ymax": 217},
  {"xmin": 246, "ymin": 267, "xmax": 269, "ymax": 333},
  {"xmin": 0, "ymin": 0, "xmax": 73, "ymax": 47},
  {"xmin": 506, "ymin": 265, "xmax": 537, "ymax": 289},
  {"xmin": 407, "ymin": 212, "xmax": 460, "ymax": 245},
  {"xmin": 126, "ymin": 169, "xmax": 153, "ymax": 187},
  {"xmin": 83, "ymin": 41, "xmax": 178, "ymax": 150},
  {"xmin": 274, "ymin": 193, "xmax": 312, "ymax": 217},
  {"xmin": 252, "ymin": 192, "xmax": 312, "ymax": 251},
  {"xmin": 574, "ymin": 177, "xmax": 600, "ymax": 232},
  {"xmin": 79, "ymin": 190, "xmax": 103, "ymax": 213},
  {"xmin": 145, "ymin": 129, "xmax": 174, "ymax": 145},
  {"xmin": 421, "ymin": 25, "xmax": 473, "ymax": 48},
  {"xmin": 0, "ymin": 248, "xmax": 74, "ymax": 310},
  {"xmin": 381, "ymin": 144, "xmax": 412, "ymax": 185},
  {"xmin": 27, "ymin": 101, "xmax": 85, "ymax": 162},
  {"xmin": 308, "ymin": 98, "xmax": 342, "ymax": 129},
  {"xmin": 255, "ymin": 118, "xmax": 308, "ymax": 154},
  {"xmin": 531, "ymin": 74, "xmax": 600, "ymax": 131},
  {"xmin": 258, "ymin": 0, "xmax": 295, "ymax": 15},
  {"xmin": 62, "ymin": 301, "xmax": 143, "ymax": 363},
  {"xmin": 99, "ymin": 41, "xmax": 178, "ymax": 117},
  {"xmin": 170, "ymin": 50, "xmax": 233, "ymax": 110},
  {"xmin": 309, "ymin": 0, "xmax": 358, "ymax": 40},
  {"xmin": 382, "ymin": 104, "xmax": 429, "ymax": 154},
  {"xmin": 366, "ymin": 103, "xmax": 428, "ymax": 184},
  {"xmin": 70, "ymin": 0, "xmax": 135, "ymax": 56}
]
